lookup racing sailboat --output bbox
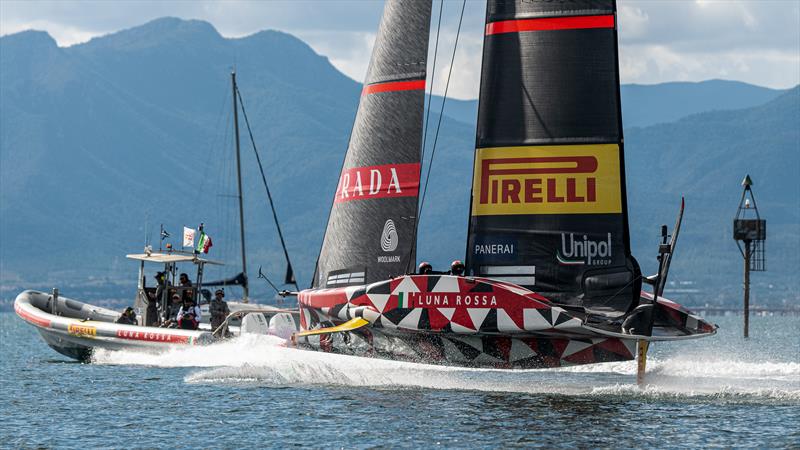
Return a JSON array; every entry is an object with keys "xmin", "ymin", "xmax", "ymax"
[{"xmin": 295, "ymin": 0, "xmax": 716, "ymax": 372}]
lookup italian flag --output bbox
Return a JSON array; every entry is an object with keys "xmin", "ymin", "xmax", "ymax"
[
  {"xmin": 398, "ymin": 292, "xmax": 411, "ymax": 308},
  {"xmin": 195, "ymin": 231, "xmax": 213, "ymax": 254}
]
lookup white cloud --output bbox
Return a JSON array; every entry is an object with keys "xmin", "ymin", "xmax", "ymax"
[
  {"xmin": 293, "ymin": 30, "xmax": 376, "ymax": 83},
  {"xmin": 1, "ymin": 0, "xmax": 798, "ymax": 98}
]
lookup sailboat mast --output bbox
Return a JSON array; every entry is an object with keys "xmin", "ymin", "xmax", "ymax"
[{"xmin": 231, "ymin": 71, "xmax": 249, "ymax": 303}]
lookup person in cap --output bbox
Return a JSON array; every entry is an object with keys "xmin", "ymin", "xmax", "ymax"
[
  {"xmin": 176, "ymin": 297, "xmax": 202, "ymax": 330},
  {"xmin": 168, "ymin": 293, "xmax": 183, "ymax": 321},
  {"xmin": 209, "ymin": 289, "xmax": 231, "ymax": 332}
]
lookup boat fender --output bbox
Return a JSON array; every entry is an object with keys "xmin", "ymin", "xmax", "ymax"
[
  {"xmin": 268, "ymin": 313, "xmax": 298, "ymax": 340},
  {"xmin": 241, "ymin": 313, "xmax": 270, "ymax": 335}
]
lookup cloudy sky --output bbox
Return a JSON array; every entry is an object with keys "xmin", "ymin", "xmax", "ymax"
[{"xmin": 1, "ymin": 0, "xmax": 798, "ymax": 99}]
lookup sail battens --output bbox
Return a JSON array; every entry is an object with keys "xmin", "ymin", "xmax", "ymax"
[
  {"xmin": 362, "ymin": 79, "xmax": 425, "ymax": 96},
  {"xmin": 486, "ymin": 14, "xmax": 614, "ymax": 35}
]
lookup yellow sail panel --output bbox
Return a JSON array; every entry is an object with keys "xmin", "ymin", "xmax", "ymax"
[{"xmin": 471, "ymin": 144, "xmax": 622, "ymax": 216}]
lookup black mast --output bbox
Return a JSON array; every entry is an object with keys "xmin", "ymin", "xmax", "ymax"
[{"xmin": 232, "ymin": 71, "xmax": 249, "ymax": 303}]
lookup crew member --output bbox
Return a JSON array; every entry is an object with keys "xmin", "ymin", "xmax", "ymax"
[
  {"xmin": 449, "ymin": 260, "xmax": 465, "ymax": 276},
  {"xmin": 179, "ymin": 272, "xmax": 194, "ymax": 303},
  {"xmin": 418, "ymin": 261, "xmax": 433, "ymax": 275},
  {"xmin": 209, "ymin": 289, "xmax": 231, "ymax": 333},
  {"xmin": 169, "ymin": 293, "xmax": 183, "ymax": 320},
  {"xmin": 115, "ymin": 307, "xmax": 137, "ymax": 325},
  {"xmin": 176, "ymin": 297, "xmax": 202, "ymax": 330}
]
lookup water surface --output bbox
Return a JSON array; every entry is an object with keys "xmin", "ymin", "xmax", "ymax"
[{"xmin": 1, "ymin": 313, "xmax": 797, "ymax": 448}]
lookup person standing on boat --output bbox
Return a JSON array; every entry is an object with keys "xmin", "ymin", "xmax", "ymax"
[
  {"xmin": 178, "ymin": 272, "xmax": 194, "ymax": 303},
  {"xmin": 176, "ymin": 297, "xmax": 202, "ymax": 330},
  {"xmin": 209, "ymin": 289, "xmax": 230, "ymax": 333},
  {"xmin": 154, "ymin": 271, "xmax": 170, "ymax": 316}
]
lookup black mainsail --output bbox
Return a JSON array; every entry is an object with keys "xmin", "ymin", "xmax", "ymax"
[
  {"xmin": 312, "ymin": 0, "xmax": 432, "ymax": 288},
  {"xmin": 466, "ymin": 0, "xmax": 640, "ymax": 314}
]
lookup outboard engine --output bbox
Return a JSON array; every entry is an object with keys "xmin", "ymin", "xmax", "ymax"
[
  {"xmin": 240, "ymin": 313, "xmax": 270, "ymax": 335},
  {"xmin": 268, "ymin": 313, "xmax": 298, "ymax": 340}
]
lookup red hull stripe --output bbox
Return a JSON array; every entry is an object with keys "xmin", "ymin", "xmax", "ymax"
[
  {"xmin": 362, "ymin": 79, "xmax": 425, "ymax": 96},
  {"xmin": 486, "ymin": 15, "xmax": 615, "ymax": 35},
  {"xmin": 15, "ymin": 304, "xmax": 51, "ymax": 328}
]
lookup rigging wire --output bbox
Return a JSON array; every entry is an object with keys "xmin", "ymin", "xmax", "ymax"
[
  {"xmin": 235, "ymin": 86, "xmax": 300, "ymax": 292},
  {"xmin": 418, "ymin": 0, "xmax": 466, "ymax": 222},
  {"xmin": 407, "ymin": 0, "xmax": 467, "ymax": 273},
  {"xmin": 420, "ymin": 0, "xmax": 444, "ymax": 166},
  {"xmin": 257, "ymin": 266, "xmax": 281, "ymax": 295},
  {"xmin": 406, "ymin": 0, "xmax": 445, "ymax": 273}
]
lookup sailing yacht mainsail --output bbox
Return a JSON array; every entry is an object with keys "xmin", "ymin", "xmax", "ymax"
[
  {"xmin": 313, "ymin": 0, "xmax": 432, "ymax": 288},
  {"xmin": 466, "ymin": 0, "xmax": 641, "ymax": 314}
]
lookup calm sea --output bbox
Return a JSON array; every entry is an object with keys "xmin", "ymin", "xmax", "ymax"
[{"xmin": 1, "ymin": 312, "xmax": 798, "ymax": 448}]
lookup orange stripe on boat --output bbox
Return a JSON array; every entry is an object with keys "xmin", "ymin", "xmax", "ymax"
[
  {"xmin": 485, "ymin": 14, "xmax": 615, "ymax": 35},
  {"xmin": 362, "ymin": 79, "xmax": 425, "ymax": 96}
]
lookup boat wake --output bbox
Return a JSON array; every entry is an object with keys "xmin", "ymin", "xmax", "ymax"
[{"xmin": 91, "ymin": 334, "xmax": 799, "ymax": 403}]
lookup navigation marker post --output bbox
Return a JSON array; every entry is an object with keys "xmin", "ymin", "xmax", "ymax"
[{"xmin": 733, "ymin": 175, "xmax": 766, "ymax": 338}]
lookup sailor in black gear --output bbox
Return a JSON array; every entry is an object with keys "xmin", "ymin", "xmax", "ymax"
[
  {"xmin": 179, "ymin": 272, "xmax": 193, "ymax": 303},
  {"xmin": 418, "ymin": 261, "xmax": 433, "ymax": 275},
  {"xmin": 449, "ymin": 260, "xmax": 465, "ymax": 276}
]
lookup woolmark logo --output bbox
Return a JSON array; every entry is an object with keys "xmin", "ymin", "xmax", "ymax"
[
  {"xmin": 557, "ymin": 233, "xmax": 613, "ymax": 266},
  {"xmin": 471, "ymin": 145, "xmax": 622, "ymax": 216},
  {"xmin": 380, "ymin": 219, "xmax": 399, "ymax": 252}
]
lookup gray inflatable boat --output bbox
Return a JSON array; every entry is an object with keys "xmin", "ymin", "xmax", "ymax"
[
  {"xmin": 15, "ymin": 289, "xmax": 215, "ymax": 361},
  {"xmin": 15, "ymin": 289, "xmax": 300, "ymax": 362}
]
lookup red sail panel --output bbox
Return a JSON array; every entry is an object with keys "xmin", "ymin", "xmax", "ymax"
[
  {"xmin": 486, "ymin": 15, "xmax": 615, "ymax": 35},
  {"xmin": 333, "ymin": 163, "xmax": 420, "ymax": 204},
  {"xmin": 362, "ymin": 80, "xmax": 426, "ymax": 96}
]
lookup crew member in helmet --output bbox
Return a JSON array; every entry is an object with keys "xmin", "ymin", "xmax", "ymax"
[
  {"xmin": 418, "ymin": 261, "xmax": 433, "ymax": 275},
  {"xmin": 449, "ymin": 260, "xmax": 465, "ymax": 276}
]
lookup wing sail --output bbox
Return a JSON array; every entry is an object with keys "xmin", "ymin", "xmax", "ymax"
[
  {"xmin": 313, "ymin": 0, "xmax": 432, "ymax": 288},
  {"xmin": 466, "ymin": 0, "xmax": 640, "ymax": 315}
]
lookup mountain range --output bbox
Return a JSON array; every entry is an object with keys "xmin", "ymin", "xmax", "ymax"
[{"xmin": 1, "ymin": 18, "xmax": 797, "ymax": 308}]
